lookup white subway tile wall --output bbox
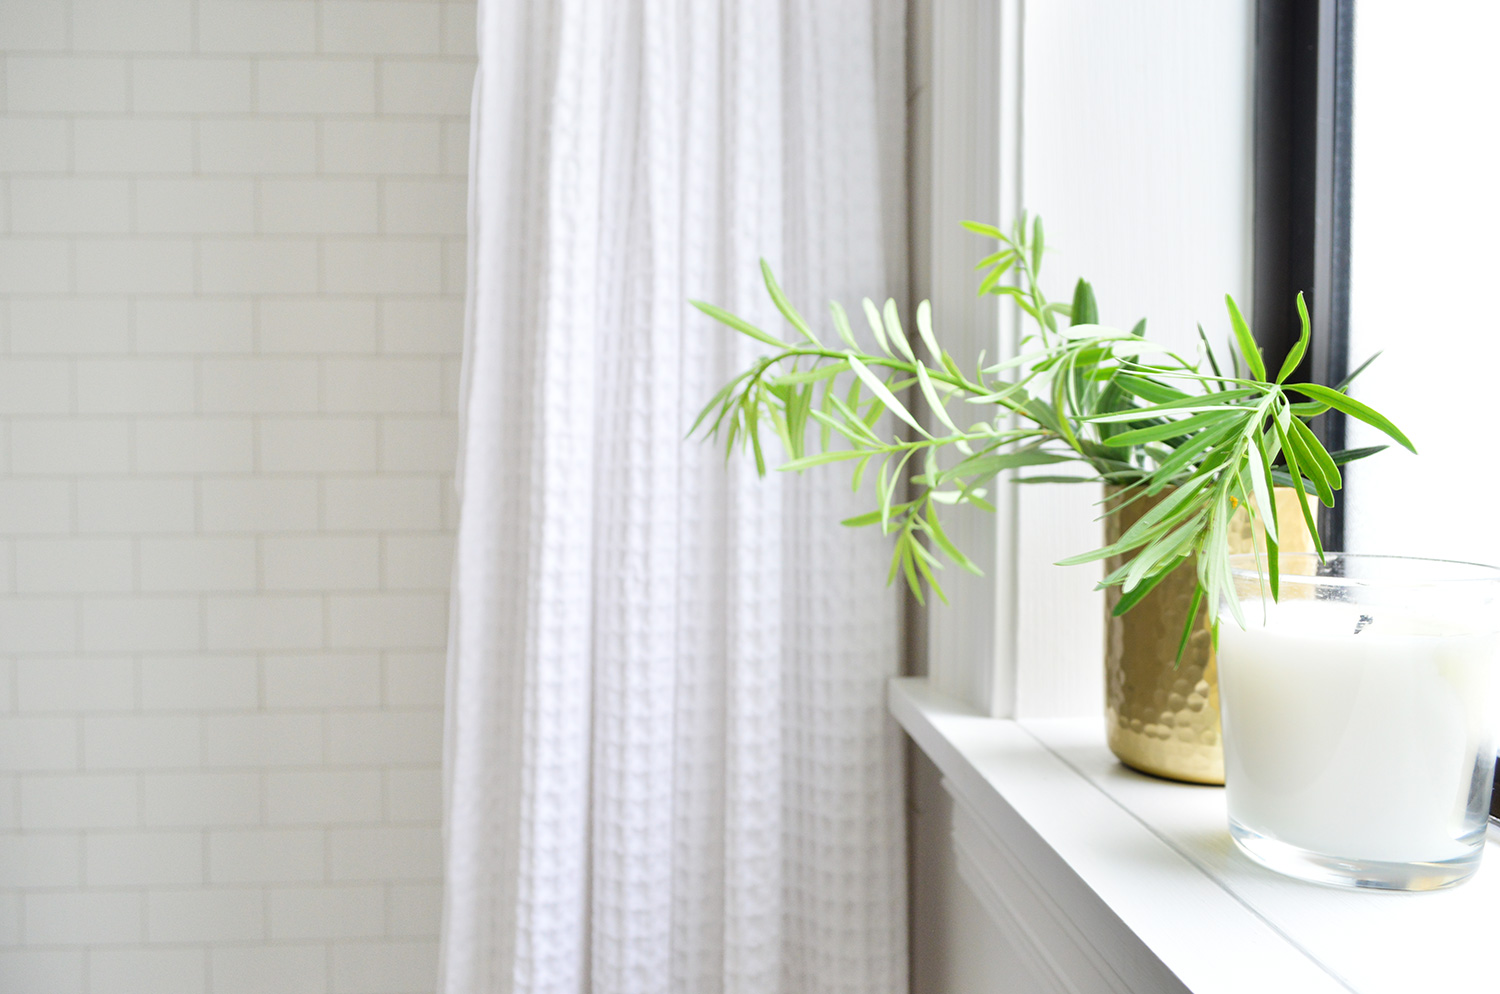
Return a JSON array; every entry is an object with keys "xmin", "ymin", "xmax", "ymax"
[{"xmin": 0, "ymin": 2, "xmax": 471, "ymax": 990}]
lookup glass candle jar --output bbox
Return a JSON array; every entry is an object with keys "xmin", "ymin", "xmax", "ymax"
[{"xmin": 1218, "ymin": 553, "xmax": 1500, "ymax": 890}]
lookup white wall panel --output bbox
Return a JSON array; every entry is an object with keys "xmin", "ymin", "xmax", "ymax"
[{"xmin": 0, "ymin": 1, "xmax": 473, "ymax": 989}]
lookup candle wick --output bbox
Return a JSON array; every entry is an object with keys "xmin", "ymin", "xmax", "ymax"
[{"xmin": 1353, "ymin": 614, "xmax": 1374, "ymax": 635}]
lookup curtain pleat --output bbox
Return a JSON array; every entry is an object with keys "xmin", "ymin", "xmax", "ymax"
[{"xmin": 443, "ymin": 2, "xmax": 908, "ymax": 991}]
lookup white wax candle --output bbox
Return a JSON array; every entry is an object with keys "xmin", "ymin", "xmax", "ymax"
[{"xmin": 1217, "ymin": 598, "xmax": 1500, "ymax": 863}]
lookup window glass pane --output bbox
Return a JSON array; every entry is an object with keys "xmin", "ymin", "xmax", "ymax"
[{"xmin": 1344, "ymin": 4, "xmax": 1500, "ymax": 561}]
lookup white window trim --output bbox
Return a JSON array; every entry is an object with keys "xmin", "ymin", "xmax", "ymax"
[
  {"xmin": 917, "ymin": 0, "xmax": 1256, "ymax": 719},
  {"xmin": 892, "ymin": 676, "xmax": 1499, "ymax": 993}
]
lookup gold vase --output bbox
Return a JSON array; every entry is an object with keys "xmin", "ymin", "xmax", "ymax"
[{"xmin": 1102, "ymin": 486, "xmax": 1314, "ymax": 784}]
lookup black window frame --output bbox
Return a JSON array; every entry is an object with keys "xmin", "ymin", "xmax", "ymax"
[{"xmin": 1252, "ymin": 0, "xmax": 1354, "ymax": 551}]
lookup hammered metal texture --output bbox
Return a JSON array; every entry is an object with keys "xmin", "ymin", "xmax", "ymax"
[{"xmin": 1103, "ymin": 486, "xmax": 1313, "ymax": 784}]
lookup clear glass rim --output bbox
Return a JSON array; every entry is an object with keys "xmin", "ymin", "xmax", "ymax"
[{"xmin": 1227, "ymin": 551, "xmax": 1500, "ymax": 588}]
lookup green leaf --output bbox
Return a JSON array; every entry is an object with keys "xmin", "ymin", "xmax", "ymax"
[
  {"xmin": 1113, "ymin": 374, "xmax": 1190, "ymax": 405},
  {"xmin": 1335, "ymin": 351, "xmax": 1382, "ymax": 391},
  {"xmin": 1288, "ymin": 382, "xmax": 1416, "ymax": 453},
  {"xmin": 1143, "ymin": 419, "xmax": 1239, "ymax": 487},
  {"xmin": 1224, "ymin": 294, "xmax": 1265, "ymax": 381},
  {"xmin": 1085, "ymin": 388, "xmax": 1260, "ymax": 423},
  {"xmin": 779, "ymin": 448, "xmax": 864, "ymax": 473},
  {"xmin": 842, "ymin": 501, "xmax": 912, "ymax": 528},
  {"xmin": 1124, "ymin": 512, "xmax": 1205, "ymax": 592},
  {"xmin": 1288, "ymin": 415, "xmax": 1341, "ymax": 490},
  {"xmin": 1325, "ymin": 444, "xmax": 1388, "ymax": 466},
  {"xmin": 1110, "ymin": 565, "xmax": 1172, "ymax": 617},
  {"xmin": 759, "ymin": 260, "xmax": 819, "ymax": 345},
  {"xmin": 1266, "ymin": 527, "xmax": 1280, "ymax": 602},
  {"xmin": 924, "ymin": 503, "xmax": 983, "ymax": 575},
  {"xmin": 915, "ymin": 362, "xmax": 962, "ymax": 435},
  {"xmin": 770, "ymin": 361, "xmax": 848, "ymax": 386},
  {"xmin": 1069, "ymin": 279, "xmax": 1098, "ymax": 326},
  {"xmin": 1245, "ymin": 431, "xmax": 1277, "ymax": 544},
  {"xmin": 942, "ymin": 448, "xmax": 1071, "ymax": 483},
  {"xmin": 1196, "ymin": 323, "xmax": 1226, "ymax": 388},
  {"xmin": 846, "ymin": 353, "xmax": 925, "ymax": 437},
  {"xmin": 861, "ymin": 298, "xmax": 892, "ymax": 357},
  {"xmin": 1281, "ymin": 416, "xmax": 1333, "ymax": 507},
  {"xmin": 1272, "ymin": 413, "xmax": 1325, "ymax": 560},
  {"xmin": 690, "ymin": 299, "xmax": 790, "ymax": 350},
  {"xmin": 1173, "ymin": 583, "xmax": 1205, "ymax": 666},
  {"xmin": 978, "ymin": 259, "xmax": 1014, "ymax": 296},
  {"xmin": 829, "ymin": 300, "xmax": 860, "ymax": 351},
  {"xmin": 915, "ymin": 299, "xmax": 942, "ymax": 363},
  {"xmin": 1103, "ymin": 409, "xmax": 1248, "ymax": 447},
  {"xmin": 883, "ymin": 298, "xmax": 916, "ymax": 362},
  {"xmin": 1275, "ymin": 291, "xmax": 1311, "ymax": 383},
  {"xmin": 1031, "ymin": 216, "xmax": 1045, "ymax": 273},
  {"xmin": 961, "ymin": 220, "xmax": 1004, "ymax": 239}
]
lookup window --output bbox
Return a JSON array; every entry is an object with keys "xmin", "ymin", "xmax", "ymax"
[{"xmin": 1255, "ymin": 0, "xmax": 1500, "ymax": 818}]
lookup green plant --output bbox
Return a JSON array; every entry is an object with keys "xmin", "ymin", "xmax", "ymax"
[{"xmin": 690, "ymin": 215, "xmax": 1412, "ymax": 645}]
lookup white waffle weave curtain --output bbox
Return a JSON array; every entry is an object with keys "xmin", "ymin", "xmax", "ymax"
[{"xmin": 442, "ymin": 2, "xmax": 908, "ymax": 992}]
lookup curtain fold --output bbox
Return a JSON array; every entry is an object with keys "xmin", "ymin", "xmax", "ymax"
[{"xmin": 443, "ymin": 2, "xmax": 908, "ymax": 991}]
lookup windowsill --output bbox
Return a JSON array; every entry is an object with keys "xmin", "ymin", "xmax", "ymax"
[{"xmin": 890, "ymin": 676, "xmax": 1499, "ymax": 994}]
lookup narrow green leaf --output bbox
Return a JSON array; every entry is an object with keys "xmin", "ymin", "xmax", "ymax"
[
  {"xmin": 978, "ymin": 260, "xmax": 1012, "ymax": 296},
  {"xmin": 1224, "ymin": 294, "xmax": 1265, "ymax": 381},
  {"xmin": 1266, "ymin": 528, "xmax": 1280, "ymax": 602},
  {"xmin": 883, "ymin": 298, "xmax": 916, "ymax": 361},
  {"xmin": 689, "ymin": 373, "xmax": 748, "ymax": 437},
  {"xmin": 1124, "ymin": 512, "xmax": 1205, "ymax": 592},
  {"xmin": 859, "ymin": 298, "xmax": 893, "ymax": 356},
  {"xmin": 1031, "ymin": 216, "xmax": 1045, "ymax": 273},
  {"xmin": 851, "ymin": 453, "xmax": 872, "ymax": 490},
  {"xmin": 1335, "ymin": 351, "xmax": 1382, "ymax": 391},
  {"xmin": 1111, "ymin": 564, "xmax": 1172, "ymax": 616},
  {"xmin": 1288, "ymin": 382, "xmax": 1416, "ymax": 453},
  {"xmin": 690, "ymin": 299, "xmax": 790, "ymax": 350},
  {"xmin": 915, "ymin": 299, "xmax": 942, "ymax": 363},
  {"xmin": 942, "ymin": 448, "xmax": 1071, "ymax": 482},
  {"xmin": 1103, "ymin": 409, "xmax": 1247, "ymax": 447},
  {"xmin": 1272, "ymin": 415, "xmax": 1325, "ymax": 560},
  {"xmin": 770, "ymin": 361, "xmax": 848, "ymax": 386},
  {"xmin": 924, "ymin": 503, "xmax": 983, "ymax": 575},
  {"xmin": 1282, "ymin": 417, "xmax": 1333, "ymax": 507},
  {"xmin": 846, "ymin": 353, "xmax": 927, "ymax": 437},
  {"xmin": 1324, "ymin": 444, "xmax": 1387, "ymax": 466},
  {"xmin": 1113, "ymin": 374, "xmax": 1191, "ymax": 405},
  {"xmin": 903, "ymin": 538, "xmax": 930, "ymax": 606},
  {"xmin": 1196, "ymin": 322, "xmax": 1225, "ymax": 386},
  {"xmin": 829, "ymin": 300, "xmax": 860, "ymax": 351},
  {"xmin": 1069, "ymin": 279, "xmax": 1098, "ymax": 326},
  {"xmin": 961, "ymin": 220, "xmax": 1004, "ymax": 239},
  {"xmin": 1085, "ymin": 388, "xmax": 1260, "ymax": 423},
  {"xmin": 973, "ymin": 249, "xmax": 1014, "ymax": 271},
  {"xmin": 1275, "ymin": 291, "xmax": 1311, "ymax": 383},
  {"xmin": 778, "ymin": 449, "xmax": 868, "ymax": 471},
  {"xmin": 915, "ymin": 361, "xmax": 962, "ymax": 434},
  {"xmin": 1246, "ymin": 431, "xmax": 1277, "ymax": 544},
  {"xmin": 1173, "ymin": 583, "xmax": 1205, "ymax": 666},
  {"xmin": 1289, "ymin": 415, "xmax": 1341, "ymax": 490},
  {"xmin": 759, "ymin": 260, "xmax": 819, "ymax": 345}
]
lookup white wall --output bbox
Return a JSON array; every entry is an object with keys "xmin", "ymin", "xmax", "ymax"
[{"xmin": 0, "ymin": 2, "xmax": 473, "ymax": 991}]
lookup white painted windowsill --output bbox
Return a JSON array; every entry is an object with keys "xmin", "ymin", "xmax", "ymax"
[{"xmin": 890, "ymin": 676, "xmax": 1500, "ymax": 994}]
